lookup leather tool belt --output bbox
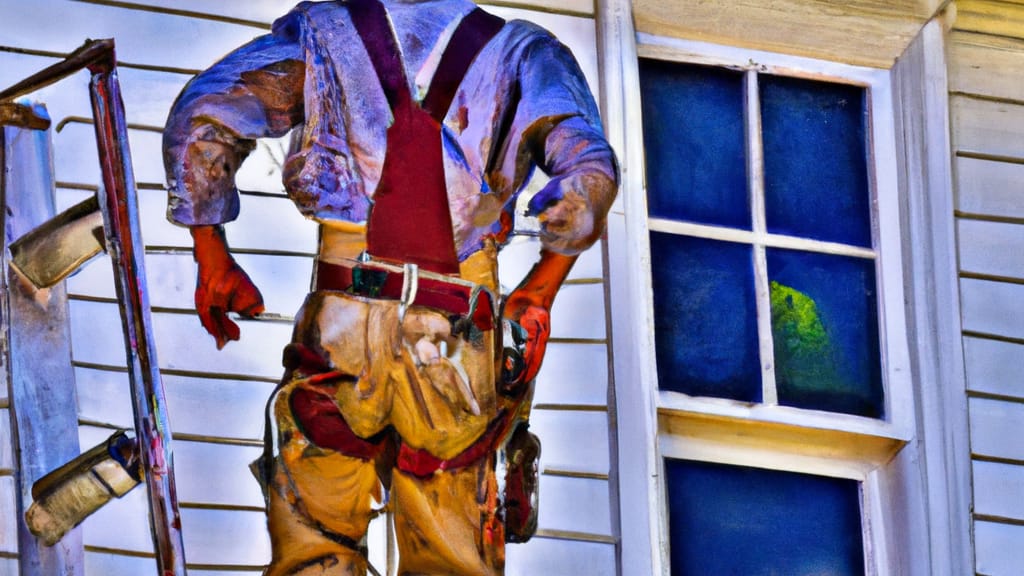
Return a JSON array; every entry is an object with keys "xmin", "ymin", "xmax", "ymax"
[{"xmin": 315, "ymin": 255, "xmax": 496, "ymax": 332}]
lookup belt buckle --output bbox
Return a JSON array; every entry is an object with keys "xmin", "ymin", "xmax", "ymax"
[{"xmin": 350, "ymin": 266, "xmax": 388, "ymax": 297}]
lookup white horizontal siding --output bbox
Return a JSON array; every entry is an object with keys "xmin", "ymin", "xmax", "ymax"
[
  {"xmin": 951, "ymin": 95, "xmax": 1024, "ymax": 159},
  {"xmin": 530, "ymin": 409, "xmax": 611, "ymax": 475},
  {"xmin": 973, "ymin": 460, "xmax": 1024, "ymax": 521},
  {"xmin": 975, "ymin": 521, "xmax": 1024, "ymax": 576},
  {"xmin": 77, "ymin": 368, "xmax": 275, "ymax": 441},
  {"xmin": 83, "ymin": 552, "xmax": 157, "ymax": 576},
  {"xmin": 960, "ymin": 278, "xmax": 1024, "ymax": 340},
  {"xmin": 969, "ymin": 398, "xmax": 1024, "ymax": 462},
  {"xmin": 173, "ymin": 442, "xmax": 265, "ymax": 509},
  {"xmin": 536, "ymin": 475, "xmax": 613, "ymax": 536},
  {"xmin": 950, "ymin": 23, "xmax": 1024, "ymax": 576},
  {"xmin": 0, "ymin": 411, "xmax": 13, "ymax": 568},
  {"xmin": 56, "ymin": 186, "xmax": 317, "ymax": 257},
  {"xmin": 958, "ymin": 219, "xmax": 1024, "ymax": 279},
  {"xmin": 0, "ymin": 476, "xmax": 18, "ymax": 556},
  {"xmin": 964, "ymin": 337, "xmax": 1024, "ymax": 400},
  {"xmin": 532, "ymin": 342, "xmax": 610, "ymax": 406},
  {"xmin": 506, "ymin": 538, "xmax": 615, "ymax": 576},
  {"xmin": 550, "ymin": 283, "xmax": 608, "ymax": 340},
  {"xmin": 0, "ymin": 0, "xmax": 267, "ymax": 71},
  {"xmin": 69, "ymin": 299, "xmax": 293, "ymax": 378},
  {"xmin": 949, "ymin": 31, "xmax": 1024, "ymax": 103},
  {"xmin": 77, "ymin": 475, "xmax": 272, "ymax": 567},
  {"xmin": 67, "ymin": 251, "xmax": 313, "ymax": 316},
  {"xmin": 0, "ymin": 412, "xmax": 12, "ymax": 475},
  {"xmin": 54, "ymin": 122, "xmax": 164, "ymax": 187},
  {"xmin": 955, "ymin": 156, "xmax": 1024, "ymax": 219},
  {"xmin": 180, "ymin": 508, "xmax": 272, "ymax": 567}
]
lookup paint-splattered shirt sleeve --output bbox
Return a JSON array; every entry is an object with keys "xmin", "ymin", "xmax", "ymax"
[
  {"xmin": 494, "ymin": 24, "xmax": 619, "ymax": 255},
  {"xmin": 163, "ymin": 18, "xmax": 305, "ymax": 226}
]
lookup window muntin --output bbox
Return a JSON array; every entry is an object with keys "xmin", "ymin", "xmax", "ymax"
[{"xmin": 640, "ymin": 57, "xmax": 889, "ymax": 420}]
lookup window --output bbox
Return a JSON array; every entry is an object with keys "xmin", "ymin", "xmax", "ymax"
[
  {"xmin": 640, "ymin": 56, "xmax": 891, "ymax": 420},
  {"xmin": 609, "ymin": 33, "xmax": 915, "ymax": 574}
]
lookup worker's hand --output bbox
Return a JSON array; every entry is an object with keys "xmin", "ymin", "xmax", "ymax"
[
  {"xmin": 196, "ymin": 261, "xmax": 264, "ymax": 349},
  {"xmin": 502, "ymin": 296, "xmax": 551, "ymax": 391},
  {"xmin": 527, "ymin": 171, "xmax": 614, "ymax": 255},
  {"xmin": 191, "ymin": 226, "xmax": 264, "ymax": 349}
]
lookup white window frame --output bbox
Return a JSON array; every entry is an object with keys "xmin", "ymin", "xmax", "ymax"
[
  {"xmin": 638, "ymin": 36, "xmax": 914, "ymax": 441},
  {"xmin": 645, "ymin": 37, "xmax": 911, "ymax": 573},
  {"xmin": 594, "ymin": 5, "xmax": 954, "ymax": 575}
]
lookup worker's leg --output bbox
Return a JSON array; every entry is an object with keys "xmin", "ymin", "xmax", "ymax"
[
  {"xmin": 382, "ymin": 296, "xmax": 505, "ymax": 575},
  {"xmin": 391, "ymin": 457, "xmax": 504, "ymax": 576},
  {"xmin": 264, "ymin": 382, "xmax": 384, "ymax": 576}
]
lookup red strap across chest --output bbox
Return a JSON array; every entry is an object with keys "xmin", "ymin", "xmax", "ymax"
[{"xmin": 348, "ymin": 0, "xmax": 503, "ymax": 275}]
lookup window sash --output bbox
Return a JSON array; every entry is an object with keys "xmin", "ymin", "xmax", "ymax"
[{"xmin": 636, "ymin": 34, "xmax": 913, "ymax": 442}]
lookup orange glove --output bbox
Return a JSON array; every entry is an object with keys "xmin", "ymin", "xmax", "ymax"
[
  {"xmin": 191, "ymin": 225, "xmax": 264, "ymax": 349},
  {"xmin": 504, "ymin": 304, "xmax": 550, "ymax": 388},
  {"xmin": 501, "ymin": 250, "xmax": 576, "ymax": 391}
]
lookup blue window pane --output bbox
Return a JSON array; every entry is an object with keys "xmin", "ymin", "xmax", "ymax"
[
  {"xmin": 761, "ymin": 75, "xmax": 872, "ymax": 248},
  {"xmin": 666, "ymin": 459, "xmax": 865, "ymax": 576},
  {"xmin": 639, "ymin": 59, "xmax": 750, "ymax": 229},
  {"xmin": 650, "ymin": 232, "xmax": 761, "ymax": 401},
  {"xmin": 767, "ymin": 249, "xmax": 883, "ymax": 417}
]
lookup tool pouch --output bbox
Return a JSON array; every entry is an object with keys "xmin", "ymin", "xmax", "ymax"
[{"xmin": 501, "ymin": 421, "xmax": 540, "ymax": 543}]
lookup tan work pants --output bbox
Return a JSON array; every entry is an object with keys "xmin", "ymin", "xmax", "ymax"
[{"xmin": 264, "ymin": 286, "xmax": 505, "ymax": 576}]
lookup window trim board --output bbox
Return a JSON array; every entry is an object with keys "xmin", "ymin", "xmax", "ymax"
[
  {"xmin": 890, "ymin": 17, "xmax": 974, "ymax": 576},
  {"xmin": 595, "ymin": 1, "xmax": 663, "ymax": 574}
]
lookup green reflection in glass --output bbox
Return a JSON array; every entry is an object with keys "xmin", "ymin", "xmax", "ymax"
[{"xmin": 770, "ymin": 281, "xmax": 849, "ymax": 399}]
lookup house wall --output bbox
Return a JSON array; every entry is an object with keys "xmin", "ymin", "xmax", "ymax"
[
  {"xmin": 0, "ymin": 1, "xmax": 618, "ymax": 574},
  {"xmin": 947, "ymin": 1, "xmax": 1024, "ymax": 574}
]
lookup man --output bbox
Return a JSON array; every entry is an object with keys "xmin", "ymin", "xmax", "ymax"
[{"xmin": 163, "ymin": 0, "xmax": 617, "ymax": 574}]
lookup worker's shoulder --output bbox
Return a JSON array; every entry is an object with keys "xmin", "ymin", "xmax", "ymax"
[{"xmin": 494, "ymin": 18, "xmax": 576, "ymax": 63}]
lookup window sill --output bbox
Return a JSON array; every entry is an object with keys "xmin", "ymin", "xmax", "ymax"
[{"xmin": 657, "ymin": 393, "xmax": 909, "ymax": 480}]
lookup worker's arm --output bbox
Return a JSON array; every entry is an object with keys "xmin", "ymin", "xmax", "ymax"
[
  {"xmin": 497, "ymin": 32, "xmax": 620, "ymax": 387},
  {"xmin": 163, "ymin": 12, "xmax": 303, "ymax": 348}
]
